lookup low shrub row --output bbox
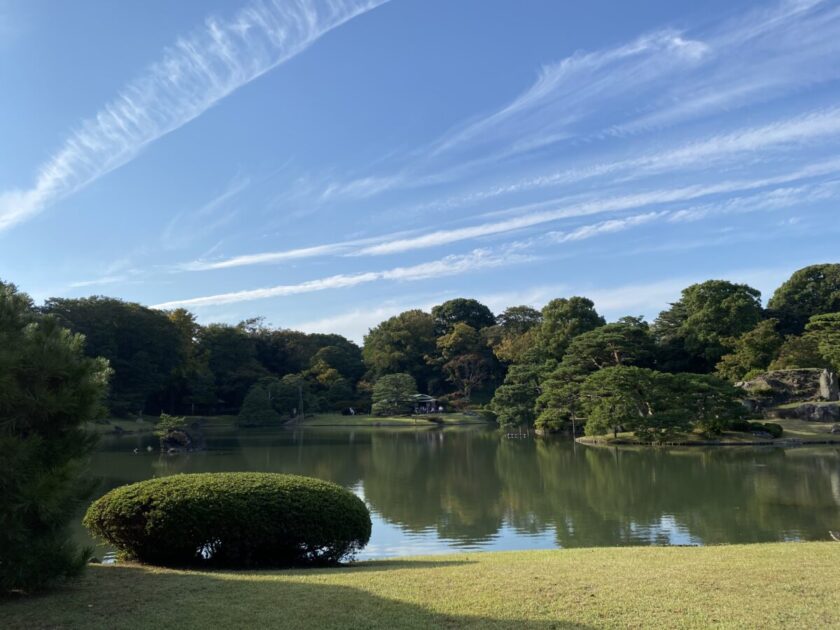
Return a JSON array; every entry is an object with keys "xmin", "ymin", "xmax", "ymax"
[{"xmin": 728, "ymin": 419, "xmax": 784, "ymax": 438}]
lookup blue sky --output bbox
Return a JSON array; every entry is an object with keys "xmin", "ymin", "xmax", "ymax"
[{"xmin": 2, "ymin": 0, "xmax": 840, "ymax": 342}]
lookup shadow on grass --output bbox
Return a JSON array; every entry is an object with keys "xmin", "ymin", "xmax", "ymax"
[
  {"xmin": 271, "ymin": 558, "xmax": 478, "ymax": 575},
  {"xmin": 1, "ymin": 563, "xmax": 596, "ymax": 629}
]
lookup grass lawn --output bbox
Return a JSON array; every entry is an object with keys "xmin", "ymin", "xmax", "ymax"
[
  {"xmin": 299, "ymin": 412, "xmax": 489, "ymax": 427},
  {"xmin": 578, "ymin": 418, "xmax": 840, "ymax": 446},
  {"xmin": 770, "ymin": 417, "xmax": 840, "ymax": 441},
  {"xmin": 84, "ymin": 415, "xmax": 238, "ymax": 435},
  {"xmin": 3, "ymin": 543, "xmax": 839, "ymax": 629}
]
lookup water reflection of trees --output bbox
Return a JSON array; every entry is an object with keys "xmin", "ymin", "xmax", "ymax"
[
  {"xmin": 363, "ymin": 434, "xmax": 840, "ymax": 548},
  {"xmin": 92, "ymin": 431, "xmax": 840, "ymax": 549}
]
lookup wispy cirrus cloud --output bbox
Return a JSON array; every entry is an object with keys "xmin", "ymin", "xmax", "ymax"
[
  {"xmin": 161, "ymin": 175, "xmax": 251, "ymax": 249},
  {"xmin": 355, "ymin": 157, "xmax": 840, "ymax": 256},
  {"xmin": 0, "ymin": 0, "xmax": 388, "ymax": 233},
  {"xmin": 318, "ymin": 0, "xmax": 840, "ymax": 204},
  {"xmin": 428, "ymin": 105, "xmax": 840, "ymax": 210},
  {"xmin": 173, "ymin": 155, "xmax": 840, "ymax": 271},
  {"xmin": 611, "ymin": 0, "xmax": 840, "ymax": 134},
  {"xmin": 153, "ymin": 248, "xmax": 533, "ymax": 309}
]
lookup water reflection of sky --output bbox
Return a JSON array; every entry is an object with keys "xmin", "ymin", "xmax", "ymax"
[
  {"xmin": 362, "ymin": 516, "xmax": 560, "ymax": 559},
  {"xmin": 83, "ymin": 428, "xmax": 840, "ymax": 560}
]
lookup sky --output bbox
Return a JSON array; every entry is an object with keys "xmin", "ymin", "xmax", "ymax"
[{"xmin": 2, "ymin": 0, "xmax": 840, "ymax": 343}]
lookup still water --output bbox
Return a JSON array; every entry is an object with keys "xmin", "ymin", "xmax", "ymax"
[{"xmin": 79, "ymin": 426, "xmax": 840, "ymax": 559}]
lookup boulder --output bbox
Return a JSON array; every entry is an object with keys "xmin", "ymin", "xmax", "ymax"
[
  {"xmin": 767, "ymin": 403, "xmax": 840, "ymax": 422},
  {"xmin": 160, "ymin": 428, "xmax": 205, "ymax": 453},
  {"xmin": 738, "ymin": 369, "xmax": 838, "ymax": 405},
  {"xmin": 820, "ymin": 369, "xmax": 840, "ymax": 401},
  {"xmin": 830, "ymin": 424, "xmax": 840, "ymax": 434}
]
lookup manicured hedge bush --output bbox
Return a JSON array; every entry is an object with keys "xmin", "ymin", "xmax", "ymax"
[
  {"xmin": 83, "ymin": 473, "xmax": 371, "ymax": 568},
  {"xmin": 727, "ymin": 418, "xmax": 784, "ymax": 438},
  {"xmin": 760, "ymin": 422, "xmax": 784, "ymax": 438}
]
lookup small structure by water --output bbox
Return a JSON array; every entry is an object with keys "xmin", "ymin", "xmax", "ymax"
[{"xmin": 411, "ymin": 394, "xmax": 440, "ymax": 414}]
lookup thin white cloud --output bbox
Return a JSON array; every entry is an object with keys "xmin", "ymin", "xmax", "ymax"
[
  {"xmin": 68, "ymin": 275, "xmax": 130, "ymax": 289},
  {"xmin": 549, "ymin": 211, "xmax": 666, "ymax": 243},
  {"xmin": 182, "ymin": 243, "xmax": 354, "ymax": 271},
  {"xmin": 317, "ymin": 0, "xmax": 840, "ymax": 205},
  {"xmin": 0, "ymin": 0, "xmax": 388, "ymax": 232},
  {"xmin": 355, "ymin": 157, "xmax": 840, "ymax": 256},
  {"xmin": 152, "ymin": 248, "xmax": 532, "ymax": 309},
  {"xmin": 161, "ymin": 175, "xmax": 251, "ymax": 249},
  {"xmin": 293, "ymin": 301, "xmax": 436, "ymax": 342},
  {"xmin": 292, "ymin": 263, "xmax": 806, "ymax": 342},
  {"xmin": 612, "ymin": 0, "xmax": 840, "ymax": 134},
  {"xmin": 428, "ymin": 30, "xmax": 709, "ymax": 160},
  {"xmin": 174, "ymin": 156, "xmax": 840, "ymax": 273},
  {"xmin": 433, "ymin": 106, "xmax": 840, "ymax": 209}
]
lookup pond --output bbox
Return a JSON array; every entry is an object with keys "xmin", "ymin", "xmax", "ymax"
[{"xmin": 78, "ymin": 426, "xmax": 840, "ymax": 559}]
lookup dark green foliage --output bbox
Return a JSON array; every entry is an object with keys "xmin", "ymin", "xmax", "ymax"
[
  {"xmin": 237, "ymin": 385, "xmax": 283, "ymax": 426},
  {"xmin": 727, "ymin": 418, "xmax": 753, "ymax": 432},
  {"xmin": 727, "ymin": 419, "xmax": 783, "ymax": 438},
  {"xmin": 486, "ymin": 306, "xmax": 543, "ymax": 364},
  {"xmin": 1, "ymin": 282, "xmax": 110, "ymax": 593},
  {"xmin": 534, "ymin": 408, "xmax": 570, "ymax": 433},
  {"xmin": 490, "ymin": 363, "xmax": 541, "ymax": 429},
  {"xmin": 238, "ymin": 375, "xmax": 318, "ymax": 424},
  {"xmin": 761, "ymin": 422, "xmax": 784, "ymax": 438},
  {"xmin": 83, "ymin": 473, "xmax": 371, "ymax": 568},
  {"xmin": 363, "ymin": 310, "xmax": 437, "ymax": 390},
  {"xmin": 770, "ymin": 334, "xmax": 828, "ymax": 370},
  {"xmin": 535, "ymin": 366, "xmax": 586, "ymax": 434},
  {"xmin": 579, "ymin": 366, "xmax": 687, "ymax": 442},
  {"xmin": 579, "ymin": 367, "xmax": 741, "ymax": 443},
  {"xmin": 768, "ymin": 264, "xmax": 840, "ymax": 333},
  {"xmin": 495, "ymin": 306, "xmax": 542, "ymax": 336},
  {"xmin": 536, "ymin": 297, "xmax": 605, "ymax": 362},
  {"xmin": 43, "ymin": 296, "xmax": 181, "ymax": 415},
  {"xmin": 562, "ymin": 317, "xmax": 655, "ymax": 373},
  {"xmin": 654, "ymin": 280, "xmax": 764, "ymax": 372},
  {"xmin": 431, "ymin": 298, "xmax": 496, "ymax": 335},
  {"xmin": 671, "ymin": 373, "xmax": 746, "ymax": 437},
  {"xmin": 199, "ymin": 324, "xmax": 268, "ymax": 412},
  {"xmin": 716, "ymin": 319, "xmax": 783, "ymax": 382},
  {"xmin": 803, "ymin": 312, "xmax": 840, "ymax": 372},
  {"xmin": 371, "ymin": 373, "xmax": 418, "ymax": 416}
]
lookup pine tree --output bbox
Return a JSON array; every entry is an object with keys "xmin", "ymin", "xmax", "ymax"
[{"xmin": 0, "ymin": 281, "xmax": 111, "ymax": 593}]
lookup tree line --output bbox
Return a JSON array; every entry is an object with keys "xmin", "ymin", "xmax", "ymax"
[{"xmin": 10, "ymin": 262, "xmax": 840, "ymax": 432}]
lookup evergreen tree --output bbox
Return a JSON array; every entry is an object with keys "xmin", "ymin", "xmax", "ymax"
[
  {"xmin": 0, "ymin": 282, "xmax": 110, "ymax": 593},
  {"xmin": 371, "ymin": 373, "xmax": 418, "ymax": 416}
]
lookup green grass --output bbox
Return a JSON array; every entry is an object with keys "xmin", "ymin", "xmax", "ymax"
[
  {"xmin": 776, "ymin": 400, "xmax": 839, "ymax": 409},
  {"xmin": 298, "ymin": 412, "xmax": 488, "ymax": 427},
  {"xmin": 3, "ymin": 543, "xmax": 839, "ymax": 628},
  {"xmin": 578, "ymin": 417, "xmax": 840, "ymax": 446},
  {"xmin": 84, "ymin": 415, "xmax": 238, "ymax": 435},
  {"xmin": 770, "ymin": 417, "xmax": 840, "ymax": 441}
]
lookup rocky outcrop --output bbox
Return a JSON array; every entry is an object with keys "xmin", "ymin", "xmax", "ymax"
[
  {"xmin": 820, "ymin": 369, "xmax": 840, "ymax": 401},
  {"xmin": 159, "ymin": 428, "xmax": 205, "ymax": 453},
  {"xmin": 738, "ymin": 368, "xmax": 839, "ymax": 404},
  {"xmin": 766, "ymin": 403, "xmax": 840, "ymax": 422}
]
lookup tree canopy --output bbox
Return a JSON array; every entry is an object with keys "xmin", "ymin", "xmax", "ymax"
[
  {"xmin": 654, "ymin": 280, "xmax": 763, "ymax": 372},
  {"xmin": 371, "ymin": 373, "xmax": 418, "ymax": 416},
  {"xmin": 768, "ymin": 264, "xmax": 840, "ymax": 333},
  {"xmin": 431, "ymin": 298, "xmax": 496, "ymax": 335},
  {"xmin": 536, "ymin": 297, "xmax": 605, "ymax": 362},
  {"xmin": 363, "ymin": 310, "xmax": 437, "ymax": 391}
]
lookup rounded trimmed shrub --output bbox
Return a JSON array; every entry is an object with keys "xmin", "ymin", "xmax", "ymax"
[{"xmin": 83, "ymin": 473, "xmax": 371, "ymax": 568}]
